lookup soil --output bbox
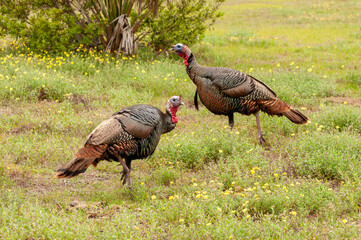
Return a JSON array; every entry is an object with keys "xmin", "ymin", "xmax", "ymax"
[{"xmin": 324, "ymin": 97, "xmax": 361, "ymax": 107}]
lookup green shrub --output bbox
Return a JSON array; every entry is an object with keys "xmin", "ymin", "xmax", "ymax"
[
  {"xmin": 142, "ymin": 0, "xmax": 224, "ymax": 52},
  {"xmin": 152, "ymin": 167, "xmax": 180, "ymax": 186},
  {"xmin": 153, "ymin": 128, "xmax": 235, "ymax": 170},
  {"xmin": 288, "ymin": 133, "xmax": 361, "ymax": 181},
  {"xmin": 0, "ymin": 0, "xmax": 224, "ymax": 54},
  {"xmin": 0, "ymin": 0, "xmax": 104, "ymax": 53},
  {"xmin": 343, "ymin": 72, "xmax": 361, "ymax": 86},
  {"xmin": 318, "ymin": 105, "xmax": 361, "ymax": 133}
]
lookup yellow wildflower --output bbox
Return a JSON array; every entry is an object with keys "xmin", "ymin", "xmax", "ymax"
[{"xmin": 289, "ymin": 211, "xmax": 297, "ymax": 216}]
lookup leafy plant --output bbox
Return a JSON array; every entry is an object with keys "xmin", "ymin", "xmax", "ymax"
[
  {"xmin": 0, "ymin": 0, "xmax": 224, "ymax": 54},
  {"xmin": 142, "ymin": 0, "xmax": 224, "ymax": 52},
  {"xmin": 0, "ymin": 0, "xmax": 105, "ymax": 52}
]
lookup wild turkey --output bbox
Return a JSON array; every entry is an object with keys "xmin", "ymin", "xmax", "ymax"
[
  {"xmin": 171, "ymin": 43, "xmax": 308, "ymax": 145},
  {"xmin": 56, "ymin": 96, "xmax": 184, "ymax": 188}
]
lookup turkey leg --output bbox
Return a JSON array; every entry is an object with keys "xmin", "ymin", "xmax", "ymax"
[
  {"xmin": 120, "ymin": 160, "xmax": 132, "ymax": 189},
  {"xmin": 117, "ymin": 157, "xmax": 131, "ymax": 188},
  {"xmin": 254, "ymin": 112, "xmax": 266, "ymax": 146},
  {"xmin": 108, "ymin": 147, "xmax": 131, "ymax": 189},
  {"xmin": 228, "ymin": 113, "xmax": 234, "ymax": 131}
]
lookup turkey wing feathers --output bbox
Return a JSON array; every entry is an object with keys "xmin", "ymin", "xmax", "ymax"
[
  {"xmin": 251, "ymin": 77, "xmax": 277, "ymax": 98},
  {"xmin": 86, "ymin": 105, "xmax": 161, "ymax": 145},
  {"xmin": 85, "ymin": 117, "xmax": 125, "ymax": 145},
  {"xmin": 118, "ymin": 113, "xmax": 156, "ymax": 139},
  {"xmin": 204, "ymin": 67, "xmax": 277, "ymax": 99},
  {"xmin": 204, "ymin": 67, "xmax": 255, "ymax": 97},
  {"xmin": 221, "ymin": 75, "xmax": 255, "ymax": 97}
]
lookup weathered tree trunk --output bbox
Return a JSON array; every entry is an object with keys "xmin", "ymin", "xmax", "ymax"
[{"xmin": 106, "ymin": 14, "xmax": 137, "ymax": 55}]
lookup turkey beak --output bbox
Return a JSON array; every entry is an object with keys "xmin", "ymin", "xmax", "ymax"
[
  {"xmin": 170, "ymin": 45, "xmax": 176, "ymax": 51},
  {"xmin": 179, "ymin": 96, "xmax": 184, "ymax": 105}
]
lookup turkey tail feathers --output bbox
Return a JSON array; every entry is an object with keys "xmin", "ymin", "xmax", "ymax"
[
  {"xmin": 194, "ymin": 90, "xmax": 199, "ymax": 111},
  {"xmin": 260, "ymin": 99, "xmax": 309, "ymax": 125},
  {"xmin": 56, "ymin": 156, "xmax": 95, "ymax": 178},
  {"xmin": 56, "ymin": 144, "xmax": 106, "ymax": 178},
  {"xmin": 283, "ymin": 109, "xmax": 309, "ymax": 125}
]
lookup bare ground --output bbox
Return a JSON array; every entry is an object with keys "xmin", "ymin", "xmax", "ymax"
[{"xmin": 324, "ymin": 96, "xmax": 361, "ymax": 107}]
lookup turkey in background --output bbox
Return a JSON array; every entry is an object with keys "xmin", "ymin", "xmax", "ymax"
[
  {"xmin": 56, "ymin": 96, "xmax": 184, "ymax": 189},
  {"xmin": 171, "ymin": 43, "xmax": 308, "ymax": 146}
]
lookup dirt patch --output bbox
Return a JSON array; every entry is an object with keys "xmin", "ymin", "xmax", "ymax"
[
  {"xmin": 262, "ymin": 149, "xmax": 279, "ymax": 163},
  {"xmin": 8, "ymin": 169, "xmax": 55, "ymax": 195},
  {"xmin": 6, "ymin": 167, "xmax": 123, "ymax": 197},
  {"xmin": 8, "ymin": 124, "xmax": 34, "ymax": 135},
  {"xmin": 306, "ymin": 210, "xmax": 318, "ymax": 220},
  {"xmin": 184, "ymin": 99, "xmax": 197, "ymax": 109},
  {"xmin": 67, "ymin": 200, "xmax": 111, "ymax": 220},
  {"xmin": 324, "ymin": 97, "xmax": 361, "ymax": 107},
  {"xmin": 282, "ymin": 163, "xmax": 298, "ymax": 178},
  {"xmin": 38, "ymin": 87, "xmax": 48, "ymax": 101},
  {"xmin": 7, "ymin": 122, "xmax": 53, "ymax": 135},
  {"xmin": 328, "ymin": 179, "xmax": 341, "ymax": 190},
  {"xmin": 261, "ymin": 147, "xmax": 301, "ymax": 179},
  {"xmin": 8, "ymin": 170, "xmax": 33, "ymax": 188},
  {"xmin": 351, "ymin": 221, "xmax": 361, "ymax": 228},
  {"xmin": 0, "ymin": 104, "xmax": 23, "ymax": 117},
  {"xmin": 69, "ymin": 200, "xmax": 89, "ymax": 210},
  {"xmin": 69, "ymin": 93, "xmax": 89, "ymax": 106}
]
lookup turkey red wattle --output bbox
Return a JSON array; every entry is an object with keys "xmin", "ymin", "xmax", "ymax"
[
  {"xmin": 177, "ymin": 52, "xmax": 189, "ymax": 66},
  {"xmin": 169, "ymin": 106, "xmax": 179, "ymax": 123}
]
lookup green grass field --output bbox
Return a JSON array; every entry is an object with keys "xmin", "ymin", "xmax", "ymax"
[{"xmin": 1, "ymin": 0, "xmax": 361, "ymax": 238}]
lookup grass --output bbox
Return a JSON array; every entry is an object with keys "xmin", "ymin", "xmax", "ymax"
[{"xmin": 1, "ymin": 0, "xmax": 361, "ymax": 238}]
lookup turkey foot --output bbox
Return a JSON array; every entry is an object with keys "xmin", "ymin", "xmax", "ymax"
[
  {"xmin": 120, "ymin": 168, "xmax": 132, "ymax": 188},
  {"xmin": 259, "ymin": 134, "xmax": 266, "ymax": 146},
  {"xmin": 108, "ymin": 147, "xmax": 132, "ymax": 189},
  {"xmin": 254, "ymin": 112, "xmax": 266, "ymax": 147},
  {"xmin": 120, "ymin": 168, "xmax": 131, "ymax": 185},
  {"xmin": 227, "ymin": 113, "xmax": 234, "ymax": 137},
  {"xmin": 119, "ymin": 163, "xmax": 131, "ymax": 189}
]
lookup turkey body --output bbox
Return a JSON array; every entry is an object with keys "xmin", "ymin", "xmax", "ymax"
[
  {"xmin": 56, "ymin": 96, "xmax": 183, "ymax": 188},
  {"xmin": 190, "ymin": 66, "xmax": 275, "ymax": 116},
  {"xmin": 171, "ymin": 43, "xmax": 308, "ymax": 145}
]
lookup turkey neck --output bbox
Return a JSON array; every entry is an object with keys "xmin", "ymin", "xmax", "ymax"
[
  {"xmin": 185, "ymin": 53, "xmax": 200, "ymax": 84},
  {"xmin": 164, "ymin": 105, "xmax": 178, "ymax": 133},
  {"xmin": 184, "ymin": 53, "xmax": 239, "ymax": 115}
]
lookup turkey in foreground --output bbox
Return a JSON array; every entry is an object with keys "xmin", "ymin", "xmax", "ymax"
[
  {"xmin": 56, "ymin": 96, "xmax": 183, "ymax": 188},
  {"xmin": 171, "ymin": 43, "xmax": 308, "ymax": 145}
]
